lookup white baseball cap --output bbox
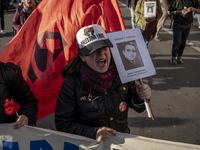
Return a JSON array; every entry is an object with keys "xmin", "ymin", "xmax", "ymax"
[{"xmin": 76, "ymin": 24, "xmax": 113, "ymax": 56}]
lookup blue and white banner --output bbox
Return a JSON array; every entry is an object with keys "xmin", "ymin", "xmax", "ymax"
[{"xmin": 0, "ymin": 124, "xmax": 199, "ymax": 150}]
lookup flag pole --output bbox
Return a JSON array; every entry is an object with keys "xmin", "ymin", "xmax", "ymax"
[{"xmin": 139, "ymin": 79, "xmax": 155, "ymax": 120}]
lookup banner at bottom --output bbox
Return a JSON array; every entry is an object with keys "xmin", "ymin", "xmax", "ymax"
[{"xmin": 0, "ymin": 124, "xmax": 199, "ymax": 150}]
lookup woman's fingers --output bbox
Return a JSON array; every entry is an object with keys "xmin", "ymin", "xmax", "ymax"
[
  {"xmin": 13, "ymin": 115, "xmax": 28, "ymax": 129},
  {"xmin": 96, "ymin": 127, "xmax": 116, "ymax": 142},
  {"xmin": 136, "ymin": 84, "xmax": 151, "ymax": 100}
]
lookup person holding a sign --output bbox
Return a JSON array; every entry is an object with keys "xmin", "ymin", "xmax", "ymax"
[
  {"xmin": 168, "ymin": 0, "xmax": 199, "ymax": 64},
  {"xmin": 135, "ymin": 0, "xmax": 162, "ymax": 47},
  {"xmin": 55, "ymin": 24, "xmax": 152, "ymax": 142}
]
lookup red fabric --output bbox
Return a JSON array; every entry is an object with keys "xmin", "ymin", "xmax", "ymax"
[
  {"xmin": 0, "ymin": 0, "xmax": 125, "ymax": 120},
  {"xmin": 4, "ymin": 99, "xmax": 20, "ymax": 116}
]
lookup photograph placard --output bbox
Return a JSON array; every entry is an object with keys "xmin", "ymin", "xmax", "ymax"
[
  {"xmin": 107, "ymin": 28, "xmax": 156, "ymax": 83},
  {"xmin": 144, "ymin": 1, "xmax": 156, "ymax": 17}
]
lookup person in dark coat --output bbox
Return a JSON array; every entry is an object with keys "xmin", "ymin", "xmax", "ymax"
[
  {"xmin": 55, "ymin": 24, "xmax": 151, "ymax": 142},
  {"xmin": 0, "ymin": 0, "xmax": 8, "ymax": 34},
  {"xmin": 168, "ymin": 0, "xmax": 199, "ymax": 64},
  {"xmin": 0, "ymin": 62, "xmax": 38, "ymax": 129}
]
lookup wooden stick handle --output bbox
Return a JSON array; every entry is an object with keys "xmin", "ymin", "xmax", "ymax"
[{"xmin": 139, "ymin": 79, "xmax": 155, "ymax": 120}]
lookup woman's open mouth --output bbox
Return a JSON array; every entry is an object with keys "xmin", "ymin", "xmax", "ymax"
[{"xmin": 97, "ymin": 59, "xmax": 106, "ymax": 67}]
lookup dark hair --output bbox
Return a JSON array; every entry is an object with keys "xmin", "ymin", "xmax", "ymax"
[{"xmin": 62, "ymin": 52, "xmax": 83, "ymax": 78}]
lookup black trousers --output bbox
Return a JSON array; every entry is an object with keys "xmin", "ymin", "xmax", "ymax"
[
  {"xmin": 0, "ymin": 8, "xmax": 5, "ymax": 30},
  {"xmin": 172, "ymin": 23, "xmax": 191, "ymax": 57}
]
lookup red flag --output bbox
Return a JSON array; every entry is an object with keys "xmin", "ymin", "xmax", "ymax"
[{"xmin": 0, "ymin": 0, "xmax": 125, "ymax": 120}]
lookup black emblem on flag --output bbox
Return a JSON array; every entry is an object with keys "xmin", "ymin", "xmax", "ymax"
[{"xmin": 28, "ymin": 32, "xmax": 67, "ymax": 87}]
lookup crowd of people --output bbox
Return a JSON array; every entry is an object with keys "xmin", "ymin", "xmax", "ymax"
[
  {"xmin": 127, "ymin": 0, "xmax": 200, "ymax": 64},
  {"xmin": 0, "ymin": 0, "xmax": 200, "ymax": 143}
]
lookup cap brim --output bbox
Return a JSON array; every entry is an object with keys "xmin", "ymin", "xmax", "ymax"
[{"xmin": 79, "ymin": 39, "xmax": 113, "ymax": 56}]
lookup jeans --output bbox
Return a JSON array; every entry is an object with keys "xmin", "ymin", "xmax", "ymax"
[
  {"xmin": 172, "ymin": 23, "xmax": 191, "ymax": 57},
  {"xmin": 135, "ymin": 26, "xmax": 150, "ymax": 47}
]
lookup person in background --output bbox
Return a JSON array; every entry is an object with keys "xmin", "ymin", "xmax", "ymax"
[
  {"xmin": 0, "ymin": 62, "xmax": 38, "ymax": 129},
  {"xmin": 0, "ymin": 0, "xmax": 8, "ymax": 35},
  {"xmin": 154, "ymin": 0, "xmax": 170, "ymax": 41},
  {"xmin": 135, "ymin": 0, "xmax": 162, "ymax": 47},
  {"xmin": 168, "ymin": 0, "xmax": 199, "ymax": 64},
  {"xmin": 127, "ymin": 0, "xmax": 138, "ymax": 28},
  {"xmin": 55, "ymin": 24, "xmax": 151, "ymax": 142},
  {"xmin": 187, "ymin": 0, "xmax": 200, "ymax": 29},
  {"xmin": 197, "ymin": 14, "xmax": 200, "ymax": 29},
  {"xmin": 12, "ymin": 0, "xmax": 36, "ymax": 33}
]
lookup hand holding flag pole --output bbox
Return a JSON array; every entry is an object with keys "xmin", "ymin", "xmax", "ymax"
[{"xmin": 139, "ymin": 79, "xmax": 155, "ymax": 120}]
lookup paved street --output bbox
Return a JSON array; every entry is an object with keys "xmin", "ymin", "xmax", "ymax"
[
  {"xmin": 118, "ymin": 0, "xmax": 200, "ymax": 145},
  {"xmin": 1, "ymin": 1, "xmax": 200, "ymax": 146}
]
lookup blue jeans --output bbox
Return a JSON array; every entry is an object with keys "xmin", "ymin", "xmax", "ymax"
[
  {"xmin": 135, "ymin": 26, "xmax": 150, "ymax": 47},
  {"xmin": 172, "ymin": 23, "xmax": 191, "ymax": 57}
]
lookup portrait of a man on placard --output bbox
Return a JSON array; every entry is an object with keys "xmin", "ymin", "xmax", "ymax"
[{"xmin": 116, "ymin": 40, "xmax": 144, "ymax": 71}]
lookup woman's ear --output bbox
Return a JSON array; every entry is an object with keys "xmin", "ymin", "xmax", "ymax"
[{"xmin": 79, "ymin": 53, "xmax": 85, "ymax": 62}]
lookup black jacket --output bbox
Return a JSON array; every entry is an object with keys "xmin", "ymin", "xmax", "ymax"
[
  {"xmin": 55, "ymin": 74, "xmax": 145, "ymax": 139},
  {"xmin": 168, "ymin": 0, "xmax": 199, "ymax": 25},
  {"xmin": 0, "ymin": 62, "xmax": 38, "ymax": 125}
]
